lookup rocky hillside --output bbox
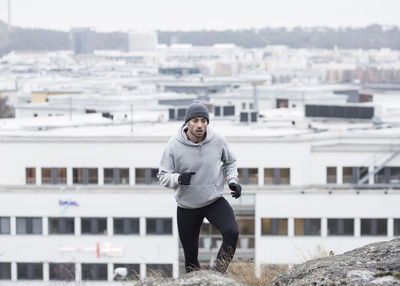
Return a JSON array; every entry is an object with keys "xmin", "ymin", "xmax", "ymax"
[{"xmin": 269, "ymin": 238, "xmax": 400, "ymax": 286}]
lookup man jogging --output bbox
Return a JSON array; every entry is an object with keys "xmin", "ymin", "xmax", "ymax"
[{"xmin": 157, "ymin": 102, "xmax": 242, "ymax": 274}]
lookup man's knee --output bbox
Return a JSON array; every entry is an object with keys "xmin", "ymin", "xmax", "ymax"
[{"xmin": 223, "ymin": 226, "xmax": 239, "ymax": 241}]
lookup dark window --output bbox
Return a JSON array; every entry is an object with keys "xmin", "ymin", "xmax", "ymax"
[
  {"xmin": 390, "ymin": 167, "xmax": 400, "ymax": 184},
  {"xmin": 82, "ymin": 264, "xmax": 107, "ymax": 281},
  {"xmin": 214, "ymin": 106, "xmax": 221, "ymax": 116},
  {"xmin": 361, "ymin": 218, "xmax": 387, "ymax": 236},
  {"xmin": 261, "ymin": 218, "xmax": 288, "ymax": 235},
  {"xmin": 16, "ymin": 217, "xmax": 42, "ymax": 234},
  {"xmin": 0, "ymin": 217, "xmax": 10, "ymax": 234},
  {"xmin": 113, "ymin": 218, "xmax": 139, "ymax": 235},
  {"xmin": 26, "ymin": 167, "xmax": 36, "ymax": 184},
  {"xmin": 81, "ymin": 218, "xmax": 107, "ymax": 235},
  {"xmin": 0, "ymin": 263, "xmax": 11, "ymax": 280},
  {"xmin": 238, "ymin": 168, "xmax": 258, "ymax": 185},
  {"xmin": 328, "ymin": 219, "xmax": 354, "ymax": 236},
  {"xmin": 135, "ymin": 168, "xmax": 159, "ymax": 184},
  {"xmin": 146, "ymin": 264, "xmax": 173, "ymax": 278},
  {"xmin": 146, "ymin": 218, "xmax": 172, "ymax": 235},
  {"xmin": 17, "ymin": 263, "xmax": 43, "ymax": 280},
  {"xmin": 264, "ymin": 168, "xmax": 290, "ymax": 185},
  {"xmin": 49, "ymin": 263, "xmax": 75, "ymax": 281},
  {"xmin": 295, "ymin": 219, "xmax": 321, "ymax": 236},
  {"xmin": 114, "ymin": 264, "xmax": 140, "ymax": 281},
  {"xmin": 169, "ymin": 109, "xmax": 175, "ymax": 120},
  {"xmin": 394, "ymin": 219, "xmax": 400, "ymax": 236},
  {"xmin": 73, "ymin": 168, "xmax": 98, "ymax": 184},
  {"xmin": 48, "ymin": 217, "xmax": 75, "ymax": 235},
  {"xmin": 223, "ymin": 105, "xmax": 235, "ymax": 116},
  {"xmin": 326, "ymin": 167, "xmax": 337, "ymax": 184},
  {"xmin": 104, "ymin": 168, "xmax": 129, "ymax": 185},
  {"xmin": 41, "ymin": 168, "xmax": 67, "ymax": 184},
  {"xmin": 240, "ymin": 112, "xmax": 248, "ymax": 122},
  {"xmin": 343, "ymin": 166, "xmax": 368, "ymax": 184}
]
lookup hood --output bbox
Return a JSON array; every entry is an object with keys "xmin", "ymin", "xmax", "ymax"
[{"xmin": 176, "ymin": 124, "xmax": 214, "ymax": 146}]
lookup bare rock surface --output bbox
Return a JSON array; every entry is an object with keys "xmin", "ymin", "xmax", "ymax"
[
  {"xmin": 269, "ymin": 238, "xmax": 400, "ymax": 286},
  {"xmin": 130, "ymin": 270, "xmax": 246, "ymax": 286}
]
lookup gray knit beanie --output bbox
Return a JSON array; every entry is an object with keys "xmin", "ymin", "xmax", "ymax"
[{"xmin": 184, "ymin": 102, "xmax": 209, "ymax": 123}]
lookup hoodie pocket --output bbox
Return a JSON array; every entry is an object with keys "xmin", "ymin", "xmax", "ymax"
[{"xmin": 176, "ymin": 184, "xmax": 217, "ymax": 205}]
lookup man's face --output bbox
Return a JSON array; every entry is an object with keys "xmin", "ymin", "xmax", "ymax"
[{"xmin": 186, "ymin": 117, "xmax": 208, "ymax": 140}]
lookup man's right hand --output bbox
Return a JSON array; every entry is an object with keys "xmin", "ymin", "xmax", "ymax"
[{"xmin": 178, "ymin": 172, "xmax": 196, "ymax": 185}]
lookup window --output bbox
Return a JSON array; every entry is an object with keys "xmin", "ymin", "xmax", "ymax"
[
  {"xmin": 113, "ymin": 218, "xmax": 139, "ymax": 235},
  {"xmin": 361, "ymin": 218, "xmax": 387, "ymax": 236},
  {"xmin": 114, "ymin": 264, "xmax": 140, "ymax": 281},
  {"xmin": 16, "ymin": 217, "xmax": 42, "ymax": 234},
  {"xmin": 326, "ymin": 167, "xmax": 337, "ymax": 184},
  {"xmin": 394, "ymin": 219, "xmax": 400, "ymax": 236},
  {"xmin": 48, "ymin": 217, "xmax": 75, "ymax": 235},
  {"xmin": 295, "ymin": 219, "xmax": 321, "ymax": 236},
  {"xmin": 81, "ymin": 218, "xmax": 107, "ymax": 235},
  {"xmin": 238, "ymin": 168, "xmax": 258, "ymax": 185},
  {"xmin": 73, "ymin": 168, "xmax": 98, "ymax": 184},
  {"xmin": 327, "ymin": 219, "xmax": 354, "ymax": 236},
  {"xmin": 374, "ymin": 167, "xmax": 400, "ymax": 184},
  {"xmin": 82, "ymin": 264, "xmax": 107, "ymax": 281},
  {"xmin": 104, "ymin": 168, "xmax": 129, "ymax": 185},
  {"xmin": 0, "ymin": 217, "xmax": 10, "ymax": 234},
  {"xmin": 26, "ymin": 167, "xmax": 36, "ymax": 184},
  {"xmin": 261, "ymin": 218, "xmax": 288, "ymax": 235},
  {"xmin": 135, "ymin": 168, "xmax": 159, "ymax": 184},
  {"xmin": 17, "ymin": 263, "xmax": 43, "ymax": 280},
  {"xmin": 237, "ymin": 217, "xmax": 255, "ymax": 235},
  {"xmin": 0, "ymin": 263, "xmax": 11, "ymax": 280},
  {"xmin": 146, "ymin": 218, "xmax": 172, "ymax": 235},
  {"xmin": 41, "ymin": 168, "xmax": 67, "ymax": 184},
  {"xmin": 223, "ymin": 105, "xmax": 235, "ymax": 116},
  {"xmin": 49, "ymin": 263, "xmax": 75, "ymax": 281},
  {"xmin": 264, "ymin": 168, "xmax": 291, "ymax": 185},
  {"xmin": 343, "ymin": 166, "xmax": 368, "ymax": 184},
  {"xmin": 146, "ymin": 264, "xmax": 173, "ymax": 278}
]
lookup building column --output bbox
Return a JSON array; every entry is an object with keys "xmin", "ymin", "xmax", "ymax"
[
  {"xmin": 98, "ymin": 167, "xmax": 104, "ymax": 186},
  {"xmin": 131, "ymin": 167, "xmax": 136, "ymax": 185},
  {"xmin": 321, "ymin": 218, "xmax": 327, "ymax": 237},
  {"xmin": 107, "ymin": 263, "xmax": 114, "ymax": 282},
  {"xmin": 75, "ymin": 217, "xmax": 81, "ymax": 236},
  {"xmin": 11, "ymin": 262, "xmax": 17, "ymax": 281},
  {"xmin": 43, "ymin": 262, "xmax": 49, "ymax": 282},
  {"xmin": 43, "ymin": 216, "xmax": 48, "ymax": 236},
  {"xmin": 10, "ymin": 216, "xmax": 16, "ymax": 235},
  {"xmin": 388, "ymin": 218, "xmax": 394, "ymax": 237},
  {"xmin": 337, "ymin": 166, "xmax": 343, "ymax": 185},
  {"xmin": 37, "ymin": 166, "xmax": 42, "ymax": 185},
  {"xmin": 140, "ymin": 217, "xmax": 146, "ymax": 236},
  {"xmin": 258, "ymin": 167, "xmax": 263, "ymax": 186},
  {"xmin": 354, "ymin": 218, "xmax": 361, "ymax": 237},
  {"xmin": 288, "ymin": 217, "xmax": 295, "ymax": 237},
  {"xmin": 140, "ymin": 263, "xmax": 146, "ymax": 279},
  {"xmin": 75, "ymin": 263, "xmax": 81, "ymax": 283},
  {"xmin": 67, "ymin": 167, "xmax": 73, "ymax": 185},
  {"xmin": 108, "ymin": 217, "xmax": 113, "ymax": 236}
]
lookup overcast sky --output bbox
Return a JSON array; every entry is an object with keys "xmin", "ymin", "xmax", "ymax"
[{"xmin": 1, "ymin": 0, "xmax": 399, "ymax": 32}]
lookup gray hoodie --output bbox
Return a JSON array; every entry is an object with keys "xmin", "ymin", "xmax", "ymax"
[{"xmin": 157, "ymin": 125, "xmax": 238, "ymax": 209}]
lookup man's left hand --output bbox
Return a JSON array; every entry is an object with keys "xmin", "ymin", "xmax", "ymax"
[{"xmin": 229, "ymin": 183, "xmax": 242, "ymax": 199}]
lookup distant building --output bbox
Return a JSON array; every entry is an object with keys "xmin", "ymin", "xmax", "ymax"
[
  {"xmin": 128, "ymin": 31, "xmax": 158, "ymax": 52},
  {"xmin": 70, "ymin": 28, "xmax": 96, "ymax": 54}
]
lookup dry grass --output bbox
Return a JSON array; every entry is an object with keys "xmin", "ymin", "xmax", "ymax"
[{"xmin": 225, "ymin": 259, "xmax": 288, "ymax": 286}]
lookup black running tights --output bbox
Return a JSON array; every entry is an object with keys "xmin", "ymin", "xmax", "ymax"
[{"xmin": 177, "ymin": 197, "xmax": 239, "ymax": 274}]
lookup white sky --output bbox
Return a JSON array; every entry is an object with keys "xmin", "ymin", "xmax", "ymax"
[{"xmin": 0, "ymin": 0, "xmax": 399, "ymax": 32}]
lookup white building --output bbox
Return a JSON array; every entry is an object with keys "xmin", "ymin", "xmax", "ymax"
[
  {"xmin": 128, "ymin": 31, "xmax": 158, "ymax": 52},
  {"xmin": 0, "ymin": 109, "xmax": 400, "ymax": 283}
]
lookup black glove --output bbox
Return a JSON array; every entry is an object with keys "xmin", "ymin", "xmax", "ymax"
[
  {"xmin": 178, "ymin": 172, "xmax": 196, "ymax": 185},
  {"xmin": 229, "ymin": 183, "xmax": 242, "ymax": 199}
]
